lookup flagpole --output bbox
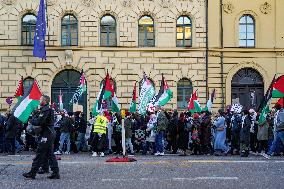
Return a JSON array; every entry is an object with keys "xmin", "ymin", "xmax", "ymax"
[{"xmin": 45, "ymin": 0, "xmax": 50, "ymax": 46}]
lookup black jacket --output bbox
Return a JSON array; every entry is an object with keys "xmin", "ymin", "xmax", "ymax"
[
  {"xmin": 59, "ymin": 116, "xmax": 73, "ymax": 133},
  {"xmin": 5, "ymin": 115, "xmax": 19, "ymax": 139},
  {"xmin": 30, "ymin": 104, "xmax": 55, "ymax": 135},
  {"xmin": 75, "ymin": 117, "xmax": 87, "ymax": 133},
  {"xmin": 240, "ymin": 116, "xmax": 251, "ymax": 144},
  {"xmin": 0, "ymin": 114, "xmax": 6, "ymax": 133}
]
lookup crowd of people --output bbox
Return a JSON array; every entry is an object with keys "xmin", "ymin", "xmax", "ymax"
[{"xmin": 1, "ymin": 104, "xmax": 284, "ymax": 159}]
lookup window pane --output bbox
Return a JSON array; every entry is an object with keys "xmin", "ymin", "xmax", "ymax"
[
  {"xmin": 239, "ymin": 32, "xmax": 246, "ymax": 40},
  {"xmin": 22, "ymin": 14, "xmax": 36, "ymax": 45},
  {"xmin": 100, "ymin": 33, "xmax": 107, "ymax": 46},
  {"xmin": 185, "ymin": 40, "xmax": 191, "ymax": 47},
  {"xmin": 247, "ymin": 25, "xmax": 254, "ymax": 32},
  {"xmin": 139, "ymin": 16, "xmax": 153, "ymax": 25},
  {"xmin": 147, "ymin": 32, "xmax": 154, "ymax": 40},
  {"xmin": 101, "ymin": 15, "xmax": 116, "ymax": 26},
  {"xmin": 177, "ymin": 33, "xmax": 183, "ymax": 40},
  {"xmin": 247, "ymin": 40, "xmax": 255, "ymax": 47},
  {"xmin": 239, "ymin": 16, "xmax": 246, "ymax": 23},
  {"xmin": 247, "ymin": 32, "xmax": 254, "ymax": 40},
  {"xmin": 183, "ymin": 17, "xmax": 191, "ymax": 25},
  {"xmin": 239, "ymin": 25, "xmax": 246, "ymax": 33},
  {"xmin": 184, "ymin": 27, "xmax": 191, "ymax": 39},
  {"xmin": 246, "ymin": 16, "xmax": 254, "ymax": 24},
  {"xmin": 239, "ymin": 40, "xmax": 246, "ymax": 47}
]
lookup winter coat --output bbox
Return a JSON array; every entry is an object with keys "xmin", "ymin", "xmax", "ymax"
[
  {"xmin": 5, "ymin": 115, "xmax": 18, "ymax": 139},
  {"xmin": 177, "ymin": 119, "xmax": 189, "ymax": 150},
  {"xmin": 257, "ymin": 122, "xmax": 269, "ymax": 141},
  {"xmin": 75, "ymin": 117, "xmax": 87, "ymax": 133},
  {"xmin": 168, "ymin": 115, "xmax": 178, "ymax": 137},
  {"xmin": 156, "ymin": 111, "xmax": 168, "ymax": 132},
  {"xmin": 200, "ymin": 115, "xmax": 212, "ymax": 145},
  {"xmin": 59, "ymin": 116, "xmax": 73, "ymax": 133},
  {"xmin": 124, "ymin": 117, "xmax": 133, "ymax": 139},
  {"xmin": 0, "ymin": 114, "xmax": 6, "ymax": 134},
  {"xmin": 240, "ymin": 115, "xmax": 251, "ymax": 144},
  {"xmin": 231, "ymin": 114, "xmax": 242, "ymax": 132}
]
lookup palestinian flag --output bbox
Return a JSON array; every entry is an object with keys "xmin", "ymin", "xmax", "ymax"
[
  {"xmin": 15, "ymin": 77, "xmax": 24, "ymax": 100},
  {"xmin": 275, "ymin": 98, "xmax": 284, "ymax": 108},
  {"xmin": 92, "ymin": 83, "xmax": 105, "ymax": 116},
  {"xmin": 149, "ymin": 74, "xmax": 173, "ymax": 108},
  {"xmin": 103, "ymin": 71, "xmax": 112, "ymax": 100},
  {"xmin": 188, "ymin": 90, "xmax": 202, "ymax": 113},
  {"xmin": 129, "ymin": 82, "xmax": 137, "ymax": 113},
  {"xmin": 258, "ymin": 100, "xmax": 270, "ymax": 125},
  {"xmin": 138, "ymin": 72, "xmax": 155, "ymax": 115},
  {"xmin": 272, "ymin": 75, "xmax": 284, "ymax": 98},
  {"xmin": 12, "ymin": 80, "xmax": 42, "ymax": 123},
  {"xmin": 258, "ymin": 75, "xmax": 276, "ymax": 112},
  {"xmin": 111, "ymin": 82, "xmax": 120, "ymax": 113},
  {"xmin": 58, "ymin": 90, "xmax": 63, "ymax": 111},
  {"xmin": 70, "ymin": 70, "xmax": 87, "ymax": 104},
  {"xmin": 204, "ymin": 89, "xmax": 216, "ymax": 111}
]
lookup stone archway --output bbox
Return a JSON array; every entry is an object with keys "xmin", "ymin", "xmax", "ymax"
[
  {"xmin": 51, "ymin": 69, "xmax": 87, "ymax": 115},
  {"xmin": 231, "ymin": 68, "xmax": 264, "ymax": 110}
]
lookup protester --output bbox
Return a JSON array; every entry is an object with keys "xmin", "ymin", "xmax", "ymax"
[
  {"xmin": 54, "ymin": 110, "xmax": 73, "ymax": 155},
  {"xmin": 155, "ymin": 106, "xmax": 168, "ymax": 156},
  {"xmin": 240, "ymin": 110, "xmax": 252, "ymax": 157},
  {"xmin": 91, "ymin": 112, "xmax": 108, "ymax": 157},
  {"xmin": 230, "ymin": 110, "xmax": 242, "ymax": 155},
  {"xmin": 167, "ymin": 110, "xmax": 178, "ymax": 154},
  {"xmin": 124, "ymin": 112, "xmax": 134, "ymax": 156},
  {"xmin": 5, "ymin": 110, "xmax": 18, "ymax": 155},
  {"xmin": 191, "ymin": 113, "xmax": 201, "ymax": 155},
  {"xmin": 75, "ymin": 112, "xmax": 87, "ymax": 152},
  {"xmin": 177, "ymin": 113, "xmax": 189, "ymax": 156},
  {"xmin": 213, "ymin": 109, "xmax": 229, "ymax": 156},
  {"xmin": 200, "ymin": 111, "xmax": 212, "ymax": 155},
  {"xmin": 146, "ymin": 113, "xmax": 157, "ymax": 155},
  {"xmin": 0, "ymin": 113, "xmax": 6, "ymax": 153}
]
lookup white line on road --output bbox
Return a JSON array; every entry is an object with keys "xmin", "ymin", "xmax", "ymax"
[{"xmin": 101, "ymin": 177, "xmax": 239, "ymax": 182}]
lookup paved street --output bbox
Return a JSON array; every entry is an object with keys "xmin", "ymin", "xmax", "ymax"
[{"xmin": 0, "ymin": 153, "xmax": 283, "ymax": 189}]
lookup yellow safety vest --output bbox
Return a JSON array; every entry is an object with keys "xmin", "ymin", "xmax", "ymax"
[{"xmin": 93, "ymin": 115, "xmax": 108, "ymax": 134}]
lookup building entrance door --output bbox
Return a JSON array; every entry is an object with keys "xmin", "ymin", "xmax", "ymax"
[
  {"xmin": 231, "ymin": 68, "xmax": 264, "ymax": 110},
  {"xmin": 51, "ymin": 70, "xmax": 87, "ymax": 115}
]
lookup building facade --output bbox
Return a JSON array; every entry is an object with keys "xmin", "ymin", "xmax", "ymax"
[{"xmin": 0, "ymin": 0, "xmax": 283, "ymax": 114}]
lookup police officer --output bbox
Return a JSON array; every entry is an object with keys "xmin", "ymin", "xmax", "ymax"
[{"xmin": 23, "ymin": 95, "xmax": 60, "ymax": 179}]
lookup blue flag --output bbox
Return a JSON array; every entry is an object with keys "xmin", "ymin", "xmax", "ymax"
[{"xmin": 33, "ymin": 0, "xmax": 46, "ymax": 59}]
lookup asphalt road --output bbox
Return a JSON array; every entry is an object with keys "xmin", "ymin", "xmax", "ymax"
[{"xmin": 0, "ymin": 153, "xmax": 284, "ymax": 189}]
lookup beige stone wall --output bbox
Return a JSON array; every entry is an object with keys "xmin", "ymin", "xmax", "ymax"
[{"xmin": 0, "ymin": 0, "xmax": 207, "ymax": 113}]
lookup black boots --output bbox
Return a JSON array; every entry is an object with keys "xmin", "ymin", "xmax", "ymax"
[
  {"xmin": 23, "ymin": 172, "xmax": 36, "ymax": 179},
  {"xmin": 47, "ymin": 172, "xmax": 60, "ymax": 179}
]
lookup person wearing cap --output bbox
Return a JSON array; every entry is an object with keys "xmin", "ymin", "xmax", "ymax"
[{"xmin": 91, "ymin": 112, "xmax": 108, "ymax": 157}]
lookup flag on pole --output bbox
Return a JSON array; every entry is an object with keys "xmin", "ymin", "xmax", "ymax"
[
  {"xmin": 138, "ymin": 72, "xmax": 155, "ymax": 115},
  {"xmin": 111, "ymin": 83, "xmax": 120, "ymax": 113},
  {"xmin": 148, "ymin": 74, "xmax": 173, "ymax": 110},
  {"xmin": 92, "ymin": 82, "xmax": 105, "ymax": 116},
  {"xmin": 12, "ymin": 80, "xmax": 42, "ymax": 123},
  {"xmin": 103, "ymin": 71, "xmax": 112, "ymax": 100},
  {"xmin": 188, "ymin": 90, "xmax": 202, "ymax": 113},
  {"xmin": 33, "ymin": 0, "xmax": 46, "ymax": 59},
  {"xmin": 58, "ymin": 90, "xmax": 63, "ymax": 111},
  {"xmin": 15, "ymin": 77, "xmax": 24, "ymax": 101},
  {"xmin": 258, "ymin": 100, "xmax": 271, "ymax": 125},
  {"xmin": 258, "ymin": 75, "xmax": 276, "ymax": 112},
  {"xmin": 272, "ymin": 75, "xmax": 284, "ymax": 98},
  {"xmin": 204, "ymin": 89, "xmax": 216, "ymax": 111},
  {"xmin": 129, "ymin": 82, "xmax": 137, "ymax": 113},
  {"xmin": 70, "ymin": 70, "xmax": 87, "ymax": 104}
]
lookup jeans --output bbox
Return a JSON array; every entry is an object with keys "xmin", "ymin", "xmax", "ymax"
[
  {"xmin": 76, "ymin": 132, "xmax": 86, "ymax": 151},
  {"xmin": 155, "ymin": 131, "xmax": 164, "ymax": 153},
  {"xmin": 268, "ymin": 131, "xmax": 284, "ymax": 156},
  {"xmin": 125, "ymin": 138, "xmax": 134, "ymax": 153},
  {"xmin": 59, "ymin": 132, "xmax": 71, "ymax": 152}
]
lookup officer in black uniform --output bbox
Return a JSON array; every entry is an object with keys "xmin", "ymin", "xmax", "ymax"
[{"xmin": 23, "ymin": 95, "xmax": 60, "ymax": 179}]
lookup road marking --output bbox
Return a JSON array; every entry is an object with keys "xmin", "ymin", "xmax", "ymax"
[
  {"xmin": 179, "ymin": 160, "xmax": 268, "ymax": 163},
  {"xmin": 101, "ymin": 177, "xmax": 239, "ymax": 182}
]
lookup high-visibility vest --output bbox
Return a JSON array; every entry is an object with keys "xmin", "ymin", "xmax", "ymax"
[{"xmin": 93, "ymin": 115, "xmax": 108, "ymax": 134}]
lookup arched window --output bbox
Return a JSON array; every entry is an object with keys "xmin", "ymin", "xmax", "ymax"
[
  {"xmin": 138, "ymin": 15, "xmax": 155, "ymax": 47},
  {"xmin": 23, "ymin": 77, "xmax": 34, "ymax": 95},
  {"xmin": 61, "ymin": 14, "xmax": 78, "ymax": 46},
  {"xmin": 176, "ymin": 16, "xmax": 192, "ymax": 47},
  {"xmin": 21, "ymin": 14, "xmax": 37, "ymax": 45},
  {"xmin": 177, "ymin": 78, "xmax": 193, "ymax": 109},
  {"xmin": 239, "ymin": 15, "xmax": 255, "ymax": 47},
  {"xmin": 100, "ymin": 15, "xmax": 117, "ymax": 46}
]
